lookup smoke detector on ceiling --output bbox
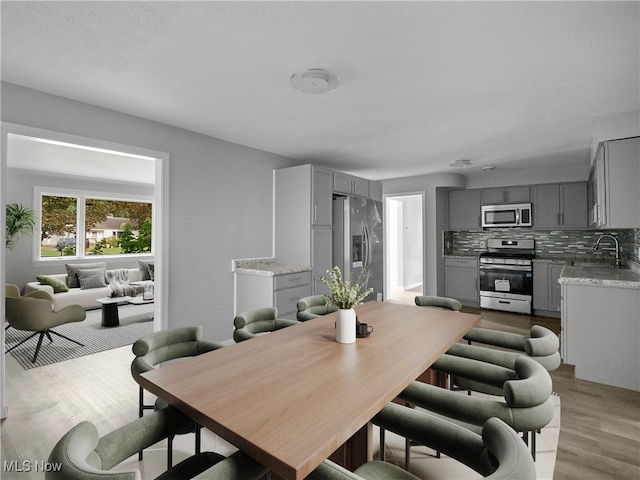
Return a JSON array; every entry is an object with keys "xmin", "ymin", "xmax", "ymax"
[
  {"xmin": 290, "ymin": 69, "xmax": 339, "ymax": 94},
  {"xmin": 449, "ymin": 159, "xmax": 473, "ymax": 168}
]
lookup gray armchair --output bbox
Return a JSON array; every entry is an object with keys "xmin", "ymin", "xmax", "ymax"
[
  {"xmin": 372, "ymin": 409, "xmax": 537, "ymax": 480},
  {"xmin": 46, "ymin": 407, "xmax": 268, "ymax": 480},
  {"xmin": 5, "ymin": 286, "xmax": 86, "ymax": 363},
  {"xmin": 388, "ymin": 356, "xmax": 555, "ymax": 462},
  {"xmin": 233, "ymin": 307, "xmax": 299, "ymax": 342},
  {"xmin": 296, "ymin": 295, "xmax": 338, "ymax": 321},
  {"xmin": 131, "ymin": 326, "xmax": 225, "ymax": 466}
]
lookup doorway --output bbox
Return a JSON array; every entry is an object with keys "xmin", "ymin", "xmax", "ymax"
[
  {"xmin": 385, "ymin": 194, "xmax": 424, "ymax": 304},
  {"xmin": 1, "ymin": 122, "xmax": 169, "ymax": 419}
]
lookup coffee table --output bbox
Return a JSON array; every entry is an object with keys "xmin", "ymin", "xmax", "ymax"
[{"xmin": 96, "ymin": 296, "xmax": 132, "ymax": 327}]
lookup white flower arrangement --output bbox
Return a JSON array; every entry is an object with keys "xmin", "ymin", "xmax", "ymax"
[{"xmin": 317, "ymin": 266, "xmax": 374, "ymax": 310}]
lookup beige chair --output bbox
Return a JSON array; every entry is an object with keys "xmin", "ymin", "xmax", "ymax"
[{"xmin": 5, "ymin": 285, "xmax": 86, "ymax": 363}]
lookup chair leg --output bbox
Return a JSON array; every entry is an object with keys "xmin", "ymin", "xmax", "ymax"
[
  {"xmin": 405, "ymin": 436, "xmax": 411, "ymax": 470},
  {"xmin": 195, "ymin": 423, "xmax": 202, "ymax": 454},
  {"xmin": 379, "ymin": 427, "xmax": 386, "ymax": 461},
  {"xmin": 167, "ymin": 434, "xmax": 174, "ymax": 469},
  {"xmin": 32, "ymin": 332, "xmax": 47, "ymax": 363},
  {"xmin": 5, "ymin": 332, "xmax": 39, "ymax": 354},
  {"xmin": 48, "ymin": 330, "xmax": 84, "ymax": 347}
]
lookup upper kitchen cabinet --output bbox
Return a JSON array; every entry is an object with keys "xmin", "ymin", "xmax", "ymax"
[
  {"xmin": 589, "ymin": 136, "xmax": 640, "ymax": 229},
  {"xmin": 448, "ymin": 189, "xmax": 481, "ymax": 230},
  {"xmin": 369, "ymin": 181, "xmax": 383, "ymax": 202},
  {"xmin": 531, "ymin": 182, "xmax": 588, "ymax": 229},
  {"xmin": 275, "ymin": 165, "xmax": 333, "ymax": 295},
  {"xmin": 481, "ymin": 186, "xmax": 530, "ymax": 205},
  {"xmin": 333, "ymin": 171, "xmax": 370, "ymax": 198}
]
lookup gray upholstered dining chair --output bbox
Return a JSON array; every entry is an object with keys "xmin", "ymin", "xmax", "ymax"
[
  {"xmin": 233, "ymin": 307, "xmax": 299, "ymax": 342},
  {"xmin": 131, "ymin": 326, "xmax": 225, "ymax": 466},
  {"xmin": 371, "ymin": 408, "xmax": 537, "ymax": 480},
  {"xmin": 462, "ymin": 325, "xmax": 561, "ymax": 371},
  {"xmin": 296, "ymin": 295, "xmax": 338, "ymax": 321},
  {"xmin": 414, "ymin": 295, "xmax": 462, "ymax": 311},
  {"xmin": 382, "ymin": 356, "xmax": 554, "ymax": 463},
  {"xmin": 306, "ymin": 458, "xmax": 420, "ymax": 480},
  {"xmin": 46, "ymin": 406, "xmax": 268, "ymax": 480},
  {"xmin": 4, "ymin": 286, "xmax": 86, "ymax": 363}
]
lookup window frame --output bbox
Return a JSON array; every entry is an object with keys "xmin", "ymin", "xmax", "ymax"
[{"xmin": 34, "ymin": 186, "xmax": 154, "ymax": 263}]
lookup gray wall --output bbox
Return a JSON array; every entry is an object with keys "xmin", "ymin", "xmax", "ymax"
[{"xmin": 1, "ymin": 82, "xmax": 296, "ymax": 342}]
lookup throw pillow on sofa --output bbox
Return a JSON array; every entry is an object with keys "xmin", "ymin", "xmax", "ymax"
[
  {"xmin": 36, "ymin": 274, "xmax": 69, "ymax": 293},
  {"xmin": 76, "ymin": 267, "xmax": 108, "ymax": 290},
  {"xmin": 137, "ymin": 259, "xmax": 154, "ymax": 281},
  {"xmin": 65, "ymin": 262, "xmax": 106, "ymax": 288}
]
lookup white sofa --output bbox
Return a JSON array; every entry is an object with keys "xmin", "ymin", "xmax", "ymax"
[{"xmin": 25, "ymin": 268, "xmax": 152, "ymax": 312}]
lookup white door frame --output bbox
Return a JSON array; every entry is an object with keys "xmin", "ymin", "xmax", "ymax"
[
  {"xmin": 0, "ymin": 122, "xmax": 170, "ymax": 419},
  {"xmin": 384, "ymin": 192, "xmax": 425, "ymax": 302}
]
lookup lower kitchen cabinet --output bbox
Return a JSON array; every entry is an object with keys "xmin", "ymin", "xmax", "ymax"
[
  {"xmin": 532, "ymin": 261, "xmax": 564, "ymax": 317},
  {"xmin": 561, "ymin": 281, "xmax": 640, "ymax": 391},
  {"xmin": 235, "ymin": 271, "xmax": 312, "ymax": 320},
  {"xmin": 444, "ymin": 257, "xmax": 479, "ymax": 306}
]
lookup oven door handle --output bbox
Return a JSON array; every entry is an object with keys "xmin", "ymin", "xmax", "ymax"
[{"xmin": 480, "ymin": 264, "xmax": 531, "ymax": 272}]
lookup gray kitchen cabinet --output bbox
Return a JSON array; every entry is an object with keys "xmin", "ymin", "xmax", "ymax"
[
  {"xmin": 481, "ymin": 186, "xmax": 530, "ymax": 205},
  {"xmin": 236, "ymin": 271, "xmax": 312, "ymax": 320},
  {"xmin": 369, "ymin": 181, "xmax": 383, "ymax": 202},
  {"xmin": 275, "ymin": 164, "xmax": 332, "ymax": 295},
  {"xmin": 533, "ymin": 261, "xmax": 563, "ymax": 317},
  {"xmin": 531, "ymin": 182, "xmax": 588, "ymax": 229},
  {"xmin": 333, "ymin": 171, "xmax": 370, "ymax": 197},
  {"xmin": 448, "ymin": 189, "xmax": 481, "ymax": 230},
  {"xmin": 590, "ymin": 136, "xmax": 640, "ymax": 229},
  {"xmin": 444, "ymin": 257, "xmax": 479, "ymax": 305},
  {"xmin": 561, "ymin": 281, "xmax": 640, "ymax": 391},
  {"xmin": 311, "ymin": 227, "xmax": 332, "ymax": 295}
]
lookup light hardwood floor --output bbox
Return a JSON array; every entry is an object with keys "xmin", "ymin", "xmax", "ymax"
[{"xmin": 1, "ymin": 299, "xmax": 639, "ymax": 479}]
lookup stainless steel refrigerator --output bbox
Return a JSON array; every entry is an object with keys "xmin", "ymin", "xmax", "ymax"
[{"xmin": 333, "ymin": 195, "xmax": 384, "ymax": 302}]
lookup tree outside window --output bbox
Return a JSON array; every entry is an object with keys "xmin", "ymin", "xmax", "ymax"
[{"xmin": 40, "ymin": 194, "xmax": 152, "ymax": 258}]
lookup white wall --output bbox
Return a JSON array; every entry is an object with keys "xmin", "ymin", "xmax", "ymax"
[
  {"xmin": 1, "ymin": 82, "xmax": 296, "ymax": 343},
  {"xmin": 401, "ymin": 196, "xmax": 423, "ymax": 289}
]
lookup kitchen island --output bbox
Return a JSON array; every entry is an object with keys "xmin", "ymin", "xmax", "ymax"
[{"xmin": 559, "ymin": 264, "xmax": 640, "ymax": 391}]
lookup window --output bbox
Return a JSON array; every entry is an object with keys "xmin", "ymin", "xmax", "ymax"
[{"xmin": 37, "ymin": 188, "xmax": 153, "ymax": 259}]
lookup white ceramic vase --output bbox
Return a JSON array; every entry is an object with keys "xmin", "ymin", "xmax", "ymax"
[{"xmin": 336, "ymin": 308, "xmax": 357, "ymax": 344}]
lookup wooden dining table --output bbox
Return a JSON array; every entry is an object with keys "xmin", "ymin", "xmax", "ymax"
[{"xmin": 139, "ymin": 301, "xmax": 480, "ymax": 480}]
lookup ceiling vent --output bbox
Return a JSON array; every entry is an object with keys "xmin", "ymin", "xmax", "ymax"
[
  {"xmin": 290, "ymin": 69, "xmax": 339, "ymax": 94},
  {"xmin": 449, "ymin": 159, "xmax": 473, "ymax": 168}
]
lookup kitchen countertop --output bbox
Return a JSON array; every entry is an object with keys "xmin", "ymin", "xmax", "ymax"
[
  {"xmin": 232, "ymin": 257, "xmax": 312, "ymax": 277},
  {"xmin": 559, "ymin": 264, "xmax": 640, "ymax": 289}
]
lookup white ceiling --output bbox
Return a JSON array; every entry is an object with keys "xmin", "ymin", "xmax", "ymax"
[{"xmin": 2, "ymin": 1, "xmax": 639, "ymax": 181}]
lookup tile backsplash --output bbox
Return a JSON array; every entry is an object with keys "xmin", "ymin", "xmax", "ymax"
[{"xmin": 444, "ymin": 228, "xmax": 640, "ymax": 270}]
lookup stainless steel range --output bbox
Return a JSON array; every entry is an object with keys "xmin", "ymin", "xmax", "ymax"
[{"xmin": 479, "ymin": 239, "xmax": 535, "ymax": 314}]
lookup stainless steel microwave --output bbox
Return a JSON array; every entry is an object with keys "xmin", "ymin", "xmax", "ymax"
[{"xmin": 481, "ymin": 203, "xmax": 532, "ymax": 227}]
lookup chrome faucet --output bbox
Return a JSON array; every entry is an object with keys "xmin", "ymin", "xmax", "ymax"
[{"xmin": 593, "ymin": 234, "xmax": 622, "ymax": 268}]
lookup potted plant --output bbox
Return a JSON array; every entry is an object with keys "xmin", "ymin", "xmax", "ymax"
[
  {"xmin": 5, "ymin": 203, "xmax": 36, "ymax": 250},
  {"xmin": 317, "ymin": 266, "xmax": 373, "ymax": 343}
]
